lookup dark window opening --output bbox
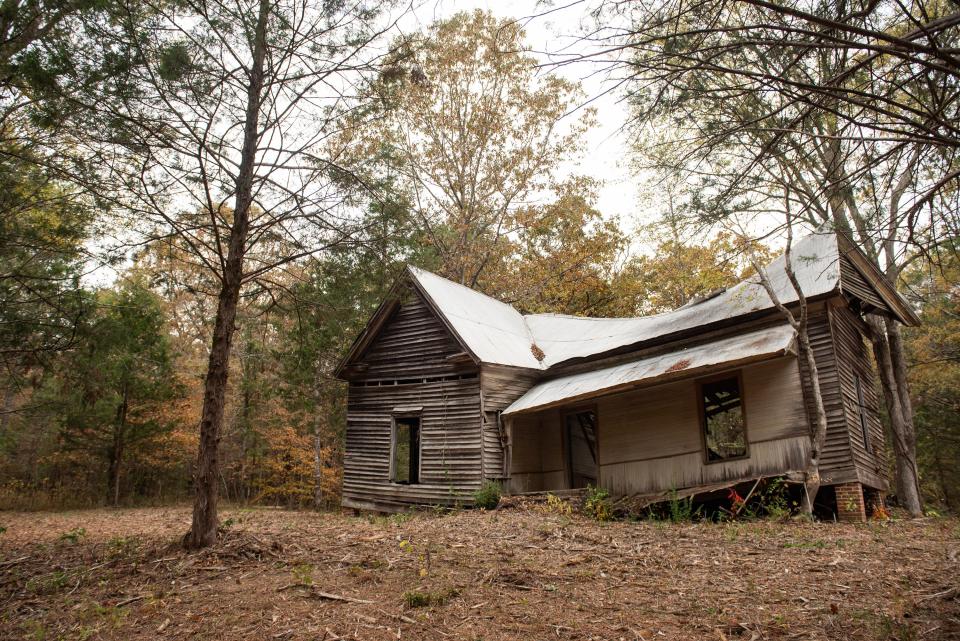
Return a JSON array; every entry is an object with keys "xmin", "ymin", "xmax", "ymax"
[
  {"xmin": 565, "ymin": 410, "xmax": 598, "ymax": 488},
  {"xmin": 701, "ymin": 376, "xmax": 747, "ymax": 462},
  {"xmin": 392, "ymin": 417, "xmax": 420, "ymax": 484},
  {"xmin": 854, "ymin": 375, "xmax": 873, "ymax": 453}
]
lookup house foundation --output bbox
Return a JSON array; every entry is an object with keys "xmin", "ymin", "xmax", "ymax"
[{"xmin": 835, "ymin": 482, "xmax": 867, "ymax": 522}]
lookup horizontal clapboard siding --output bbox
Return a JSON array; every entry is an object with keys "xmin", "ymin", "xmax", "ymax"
[
  {"xmin": 342, "ymin": 290, "xmax": 483, "ymax": 510},
  {"xmin": 829, "ymin": 304, "xmax": 890, "ymax": 489},
  {"xmin": 480, "ymin": 366, "xmax": 541, "ymax": 481},
  {"xmin": 798, "ymin": 308, "xmax": 858, "ymax": 484},
  {"xmin": 357, "ymin": 291, "xmax": 467, "ymax": 380},
  {"xmin": 597, "ymin": 357, "xmax": 810, "ymax": 495}
]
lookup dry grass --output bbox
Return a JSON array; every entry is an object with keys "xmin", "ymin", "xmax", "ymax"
[{"xmin": 1, "ymin": 504, "xmax": 958, "ymax": 640}]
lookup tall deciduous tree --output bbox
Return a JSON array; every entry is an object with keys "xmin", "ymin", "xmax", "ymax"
[{"xmin": 352, "ymin": 9, "xmax": 620, "ymax": 306}]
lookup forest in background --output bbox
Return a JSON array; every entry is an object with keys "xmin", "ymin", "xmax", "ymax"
[{"xmin": 1, "ymin": 2, "xmax": 958, "ymax": 517}]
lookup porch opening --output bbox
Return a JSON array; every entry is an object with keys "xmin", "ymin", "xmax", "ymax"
[
  {"xmin": 565, "ymin": 409, "xmax": 598, "ymax": 488},
  {"xmin": 392, "ymin": 416, "xmax": 421, "ymax": 484}
]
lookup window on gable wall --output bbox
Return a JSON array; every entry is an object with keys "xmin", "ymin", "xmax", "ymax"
[
  {"xmin": 700, "ymin": 375, "xmax": 748, "ymax": 462},
  {"xmin": 854, "ymin": 375, "xmax": 873, "ymax": 454},
  {"xmin": 392, "ymin": 417, "xmax": 421, "ymax": 484}
]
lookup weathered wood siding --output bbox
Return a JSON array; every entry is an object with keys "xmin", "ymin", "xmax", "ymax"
[
  {"xmin": 829, "ymin": 304, "xmax": 889, "ymax": 489},
  {"xmin": 481, "ymin": 366, "xmax": 542, "ymax": 481},
  {"xmin": 797, "ymin": 308, "xmax": 859, "ymax": 485},
  {"xmin": 840, "ymin": 255, "xmax": 891, "ymax": 314},
  {"xmin": 597, "ymin": 356, "xmax": 810, "ymax": 495},
  {"xmin": 507, "ymin": 409, "xmax": 566, "ymax": 493},
  {"xmin": 342, "ymin": 289, "xmax": 483, "ymax": 510}
]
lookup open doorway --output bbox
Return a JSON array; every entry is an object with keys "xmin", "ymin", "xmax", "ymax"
[
  {"xmin": 392, "ymin": 416, "xmax": 421, "ymax": 484},
  {"xmin": 565, "ymin": 409, "xmax": 598, "ymax": 488}
]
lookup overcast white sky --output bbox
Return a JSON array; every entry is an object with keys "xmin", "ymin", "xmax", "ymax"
[{"xmin": 395, "ymin": 0, "xmax": 655, "ymax": 237}]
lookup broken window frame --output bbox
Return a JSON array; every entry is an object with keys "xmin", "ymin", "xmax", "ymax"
[
  {"xmin": 390, "ymin": 414, "xmax": 422, "ymax": 485},
  {"xmin": 697, "ymin": 371, "xmax": 750, "ymax": 464}
]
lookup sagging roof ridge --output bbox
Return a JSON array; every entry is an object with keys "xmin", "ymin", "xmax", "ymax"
[
  {"xmin": 337, "ymin": 230, "xmax": 915, "ymax": 378},
  {"xmin": 406, "ymin": 230, "xmax": 854, "ymax": 371}
]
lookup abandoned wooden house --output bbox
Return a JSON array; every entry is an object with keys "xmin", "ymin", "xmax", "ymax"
[{"xmin": 334, "ymin": 231, "xmax": 918, "ymax": 520}]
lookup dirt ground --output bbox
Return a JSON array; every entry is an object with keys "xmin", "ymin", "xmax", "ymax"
[{"xmin": 0, "ymin": 505, "xmax": 958, "ymax": 640}]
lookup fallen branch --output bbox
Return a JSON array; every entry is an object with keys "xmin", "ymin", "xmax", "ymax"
[
  {"xmin": 916, "ymin": 586, "xmax": 958, "ymax": 602},
  {"xmin": 277, "ymin": 583, "xmax": 374, "ymax": 604},
  {"xmin": 0, "ymin": 556, "xmax": 30, "ymax": 568},
  {"xmin": 313, "ymin": 590, "xmax": 374, "ymax": 604},
  {"xmin": 116, "ymin": 594, "xmax": 148, "ymax": 608}
]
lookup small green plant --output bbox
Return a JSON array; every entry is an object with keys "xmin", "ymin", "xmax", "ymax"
[
  {"xmin": 21, "ymin": 619, "xmax": 47, "ymax": 641},
  {"xmin": 666, "ymin": 490, "xmax": 701, "ymax": 522},
  {"xmin": 472, "ymin": 481, "xmax": 502, "ymax": 510},
  {"xmin": 291, "ymin": 563, "xmax": 314, "ymax": 586},
  {"xmin": 59, "ymin": 527, "xmax": 86, "ymax": 543},
  {"xmin": 402, "ymin": 587, "xmax": 460, "ymax": 608},
  {"xmin": 403, "ymin": 590, "xmax": 431, "ymax": 608},
  {"xmin": 106, "ymin": 536, "xmax": 140, "ymax": 559},
  {"xmin": 542, "ymin": 494, "xmax": 572, "ymax": 516},
  {"xmin": 26, "ymin": 570, "xmax": 72, "ymax": 595},
  {"xmin": 582, "ymin": 485, "xmax": 613, "ymax": 522}
]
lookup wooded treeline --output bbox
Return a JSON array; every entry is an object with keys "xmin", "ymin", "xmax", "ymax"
[{"xmin": 0, "ymin": 1, "xmax": 958, "ymax": 528}]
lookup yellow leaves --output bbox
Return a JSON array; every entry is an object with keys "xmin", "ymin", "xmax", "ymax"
[{"xmin": 614, "ymin": 232, "xmax": 770, "ymax": 315}]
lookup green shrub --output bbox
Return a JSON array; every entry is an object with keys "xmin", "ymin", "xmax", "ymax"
[
  {"xmin": 402, "ymin": 587, "xmax": 460, "ymax": 608},
  {"xmin": 59, "ymin": 527, "xmax": 86, "ymax": 543},
  {"xmin": 667, "ymin": 490, "xmax": 700, "ymax": 522},
  {"xmin": 403, "ymin": 591, "xmax": 431, "ymax": 608},
  {"xmin": 472, "ymin": 481, "xmax": 501, "ymax": 510},
  {"xmin": 582, "ymin": 485, "xmax": 613, "ymax": 522}
]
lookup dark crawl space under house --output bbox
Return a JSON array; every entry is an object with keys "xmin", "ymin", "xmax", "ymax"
[{"xmin": 333, "ymin": 230, "xmax": 918, "ymax": 521}]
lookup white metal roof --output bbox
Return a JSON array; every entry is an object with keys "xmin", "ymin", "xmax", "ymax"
[
  {"xmin": 408, "ymin": 266, "xmax": 543, "ymax": 370},
  {"xmin": 408, "ymin": 231, "xmax": 840, "ymax": 370},
  {"xmin": 524, "ymin": 230, "xmax": 840, "ymax": 367},
  {"xmin": 502, "ymin": 323, "xmax": 798, "ymax": 415}
]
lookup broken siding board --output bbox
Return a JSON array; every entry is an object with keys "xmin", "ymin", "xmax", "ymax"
[
  {"xmin": 829, "ymin": 304, "xmax": 890, "ymax": 489},
  {"xmin": 602, "ymin": 436, "xmax": 810, "ymax": 496},
  {"xmin": 342, "ymin": 288, "xmax": 483, "ymax": 510}
]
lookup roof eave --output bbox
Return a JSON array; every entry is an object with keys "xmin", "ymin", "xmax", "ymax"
[
  {"xmin": 837, "ymin": 234, "xmax": 921, "ymax": 326},
  {"xmin": 504, "ymin": 341, "xmax": 796, "ymax": 417}
]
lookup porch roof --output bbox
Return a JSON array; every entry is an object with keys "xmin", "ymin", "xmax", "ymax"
[{"xmin": 502, "ymin": 323, "xmax": 798, "ymax": 416}]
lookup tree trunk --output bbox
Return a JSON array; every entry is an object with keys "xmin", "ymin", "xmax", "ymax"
[
  {"xmin": 933, "ymin": 441, "xmax": 955, "ymax": 511},
  {"xmin": 107, "ymin": 382, "xmax": 129, "ymax": 506},
  {"xmin": 312, "ymin": 378, "xmax": 326, "ymax": 509},
  {"xmin": 868, "ymin": 316, "xmax": 923, "ymax": 517},
  {"xmin": 183, "ymin": 0, "xmax": 269, "ymax": 550},
  {"xmin": 797, "ymin": 326, "xmax": 828, "ymax": 514}
]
